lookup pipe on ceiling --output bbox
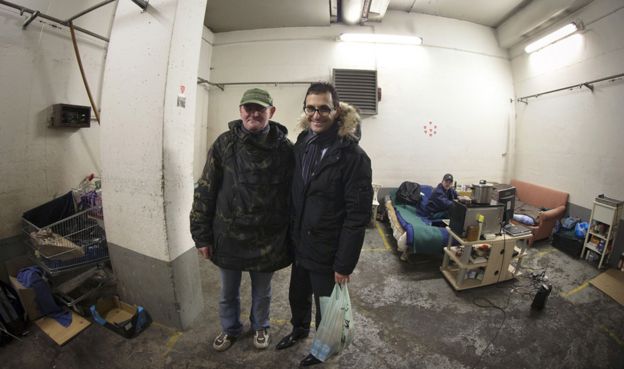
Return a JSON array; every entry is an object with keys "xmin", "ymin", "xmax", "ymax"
[{"xmin": 367, "ymin": 0, "xmax": 390, "ymax": 22}]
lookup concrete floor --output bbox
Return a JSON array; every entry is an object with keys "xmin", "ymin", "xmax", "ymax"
[{"xmin": 1, "ymin": 222, "xmax": 623, "ymax": 369}]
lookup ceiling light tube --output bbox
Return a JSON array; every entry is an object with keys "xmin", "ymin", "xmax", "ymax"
[
  {"xmin": 338, "ymin": 33, "xmax": 422, "ymax": 45},
  {"xmin": 524, "ymin": 23, "xmax": 579, "ymax": 54},
  {"xmin": 342, "ymin": 0, "xmax": 365, "ymax": 25}
]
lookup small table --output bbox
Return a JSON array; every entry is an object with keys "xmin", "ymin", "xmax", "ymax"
[{"xmin": 440, "ymin": 228, "xmax": 531, "ymax": 290}]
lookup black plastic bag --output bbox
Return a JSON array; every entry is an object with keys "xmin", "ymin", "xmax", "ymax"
[
  {"xmin": 0, "ymin": 281, "xmax": 27, "ymax": 346},
  {"xmin": 396, "ymin": 181, "xmax": 421, "ymax": 206}
]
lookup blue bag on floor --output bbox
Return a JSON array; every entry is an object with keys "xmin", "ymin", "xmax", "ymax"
[
  {"xmin": 575, "ymin": 222, "xmax": 589, "ymax": 239},
  {"xmin": 310, "ymin": 283, "xmax": 354, "ymax": 362},
  {"xmin": 561, "ymin": 216, "xmax": 580, "ymax": 230}
]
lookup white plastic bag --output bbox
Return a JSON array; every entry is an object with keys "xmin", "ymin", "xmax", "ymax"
[{"xmin": 309, "ymin": 283, "xmax": 353, "ymax": 362}]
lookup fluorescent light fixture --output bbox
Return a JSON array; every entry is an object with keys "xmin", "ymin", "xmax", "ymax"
[
  {"xmin": 524, "ymin": 23, "xmax": 579, "ymax": 54},
  {"xmin": 338, "ymin": 33, "xmax": 422, "ymax": 45},
  {"xmin": 342, "ymin": 0, "xmax": 365, "ymax": 25}
]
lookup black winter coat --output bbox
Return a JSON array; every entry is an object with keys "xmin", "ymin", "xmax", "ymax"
[{"xmin": 290, "ymin": 104, "xmax": 373, "ymax": 275}]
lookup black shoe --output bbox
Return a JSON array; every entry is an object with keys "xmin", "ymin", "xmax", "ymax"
[
  {"xmin": 276, "ymin": 330, "xmax": 309, "ymax": 350},
  {"xmin": 300, "ymin": 354, "xmax": 322, "ymax": 367}
]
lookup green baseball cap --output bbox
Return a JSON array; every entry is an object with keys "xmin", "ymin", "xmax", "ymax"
[{"xmin": 240, "ymin": 88, "xmax": 273, "ymax": 107}]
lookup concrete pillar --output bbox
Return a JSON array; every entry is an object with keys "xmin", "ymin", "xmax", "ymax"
[{"xmin": 99, "ymin": 0, "xmax": 207, "ymax": 330}]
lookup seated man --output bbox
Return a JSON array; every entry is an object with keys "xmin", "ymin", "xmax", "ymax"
[{"xmin": 426, "ymin": 173, "xmax": 468, "ymax": 219}]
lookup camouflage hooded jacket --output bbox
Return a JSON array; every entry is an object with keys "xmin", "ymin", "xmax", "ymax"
[{"xmin": 190, "ymin": 120, "xmax": 294, "ymax": 272}]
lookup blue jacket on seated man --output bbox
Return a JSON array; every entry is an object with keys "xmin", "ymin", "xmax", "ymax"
[{"xmin": 426, "ymin": 173, "xmax": 458, "ymax": 219}]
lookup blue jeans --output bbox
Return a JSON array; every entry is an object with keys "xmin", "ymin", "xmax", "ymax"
[{"xmin": 219, "ymin": 268, "xmax": 273, "ymax": 336}]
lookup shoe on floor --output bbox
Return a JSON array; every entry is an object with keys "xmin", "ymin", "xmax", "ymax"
[
  {"xmin": 276, "ymin": 329, "xmax": 309, "ymax": 350},
  {"xmin": 212, "ymin": 332, "xmax": 236, "ymax": 352},
  {"xmin": 254, "ymin": 328, "xmax": 270, "ymax": 349},
  {"xmin": 300, "ymin": 353, "xmax": 322, "ymax": 367}
]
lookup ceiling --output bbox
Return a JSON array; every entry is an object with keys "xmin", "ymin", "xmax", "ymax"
[
  {"xmin": 203, "ymin": 0, "xmax": 593, "ymax": 48},
  {"xmin": 203, "ymin": 0, "xmax": 528, "ymax": 32},
  {"xmin": 203, "ymin": 0, "xmax": 331, "ymax": 33},
  {"xmin": 387, "ymin": 0, "xmax": 528, "ymax": 27}
]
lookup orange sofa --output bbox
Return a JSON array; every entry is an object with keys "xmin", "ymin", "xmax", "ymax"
[{"xmin": 511, "ymin": 179, "xmax": 569, "ymax": 246}]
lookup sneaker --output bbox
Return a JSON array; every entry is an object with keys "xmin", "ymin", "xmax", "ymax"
[
  {"xmin": 253, "ymin": 328, "xmax": 270, "ymax": 349},
  {"xmin": 213, "ymin": 332, "xmax": 236, "ymax": 352}
]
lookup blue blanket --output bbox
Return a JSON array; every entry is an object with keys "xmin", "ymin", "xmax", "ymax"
[
  {"xmin": 391, "ymin": 186, "xmax": 449, "ymax": 255},
  {"xmin": 17, "ymin": 266, "xmax": 72, "ymax": 327}
]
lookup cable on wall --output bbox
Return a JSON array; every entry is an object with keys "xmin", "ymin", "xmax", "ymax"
[
  {"xmin": 1, "ymin": 0, "xmax": 149, "ymax": 124},
  {"xmin": 69, "ymin": 21, "xmax": 100, "ymax": 125}
]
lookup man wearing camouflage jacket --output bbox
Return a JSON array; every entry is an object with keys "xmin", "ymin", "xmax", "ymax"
[{"xmin": 190, "ymin": 88, "xmax": 293, "ymax": 352}]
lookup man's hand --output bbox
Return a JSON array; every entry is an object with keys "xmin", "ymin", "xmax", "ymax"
[
  {"xmin": 335, "ymin": 272, "xmax": 350, "ymax": 284},
  {"xmin": 197, "ymin": 246, "xmax": 212, "ymax": 260}
]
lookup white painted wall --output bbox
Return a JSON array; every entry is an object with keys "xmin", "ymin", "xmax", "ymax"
[
  {"xmin": 510, "ymin": 0, "xmax": 624, "ymax": 209},
  {"xmin": 101, "ymin": 0, "xmax": 206, "ymax": 262},
  {"xmin": 194, "ymin": 28, "xmax": 214, "ymax": 181},
  {"xmin": 197, "ymin": 11, "xmax": 515, "ymax": 188},
  {"xmin": 0, "ymin": 0, "xmax": 114, "ymax": 239}
]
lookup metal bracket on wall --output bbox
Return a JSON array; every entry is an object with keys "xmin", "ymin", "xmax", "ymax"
[
  {"xmin": 197, "ymin": 77, "xmax": 224, "ymax": 91},
  {"xmin": 130, "ymin": 0, "xmax": 149, "ymax": 11},
  {"xmin": 22, "ymin": 10, "xmax": 39, "ymax": 29},
  {"xmin": 196, "ymin": 78, "xmax": 316, "ymax": 91},
  {"xmin": 1, "ymin": 0, "xmax": 110, "ymax": 41},
  {"xmin": 517, "ymin": 72, "xmax": 624, "ymax": 104},
  {"xmin": 582, "ymin": 83, "xmax": 594, "ymax": 92},
  {"xmin": 2, "ymin": 0, "xmax": 148, "ymax": 40},
  {"xmin": 197, "ymin": 77, "xmax": 314, "ymax": 91}
]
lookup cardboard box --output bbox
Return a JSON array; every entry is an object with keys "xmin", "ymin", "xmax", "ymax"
[
  {"xmin": 590, "ymin": 269, "xmax": 624, "ymax": 306},
  {"xmin": 35, "ymin": 311, "xmax": 91, "ymax": 345},
  {"xmin": 5, "ymin": 255, "xmax": 43, "ymax": 321},
  {"xmin": 90, "ymin": 296, "xmax": 151, "ymax": 338}
]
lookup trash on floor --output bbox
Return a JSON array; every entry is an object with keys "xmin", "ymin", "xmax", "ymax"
[
  {"xmin": 590, "ymin": 268, "xmax": 624, "ymax": 306},
  {"xmin": 5, "ymin": 255, "xmax": 43, "ymax": 321},
  {"xmin": 17, "ymin": 265, "xmax": 72, "ymax": 327},
  {"xmin": 35, "ymin": 311, "xmax": 90, "ymax": 345},
  {"xmin": 90, "ymin": 296, "xmax": 151, "ymax": 338}
]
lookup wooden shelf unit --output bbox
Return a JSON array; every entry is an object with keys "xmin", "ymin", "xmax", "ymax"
[
  {"xmin": 440, "ymin": 228, "xmax": 531, "ymax": 290},
  {"xmin": 581, "ymin": 197, "xmax": 623, "ymax": 269}
]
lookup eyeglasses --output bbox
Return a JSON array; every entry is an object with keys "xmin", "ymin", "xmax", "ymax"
[{"xmin": 303, "ymin": 105, "xmax": 334, "ymax": 116}]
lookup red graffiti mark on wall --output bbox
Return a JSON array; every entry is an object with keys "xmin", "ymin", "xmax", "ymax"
[{"xmin": 424, "ymin": 121, "xmax": 438, "ymax": 137}]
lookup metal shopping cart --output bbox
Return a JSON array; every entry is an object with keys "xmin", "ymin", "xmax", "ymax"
[
  {"xmin": 23, "ymin": 203, "xmax": 108, "ymax": 275},
  {"xmin": 21, "ymin": 190, "xmax": 113, "ymax": 314}
]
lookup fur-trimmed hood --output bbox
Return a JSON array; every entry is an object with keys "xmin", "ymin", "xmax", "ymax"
[{"xmin": 298, "ymin": 102, "xmax": 361, "ymax": 141}]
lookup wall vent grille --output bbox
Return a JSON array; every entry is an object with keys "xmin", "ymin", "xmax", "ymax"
[{"xmin": 333, "ymin": 69, "xmax": 377, "ymax": 115}]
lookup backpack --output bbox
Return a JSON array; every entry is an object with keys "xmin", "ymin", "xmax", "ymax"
[
  {"xmin": 0, "ymin": 280, "xmax": 27, "ymax": 345},
  {"xmin": 396, "ymin": 181, "xmax": 422, "ymax": 206}
]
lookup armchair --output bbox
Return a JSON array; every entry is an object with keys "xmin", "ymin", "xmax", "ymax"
[{"xmin": 511, "ymin": 179, "xmax": 569, "ymax": 247}]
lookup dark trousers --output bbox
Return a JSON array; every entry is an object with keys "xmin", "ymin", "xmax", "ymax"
[{"xmin": 288, "ymin": 262, "xmax": 335, "ymax": 333}]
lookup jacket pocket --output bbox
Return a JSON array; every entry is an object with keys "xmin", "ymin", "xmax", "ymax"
[
  {"xmin": 234, "ymin": 168, "xmax": 289, "ymax": 226},
  {"xmin": 302, "ymin": 228, "xmax": 340, "ymax": 265}
]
